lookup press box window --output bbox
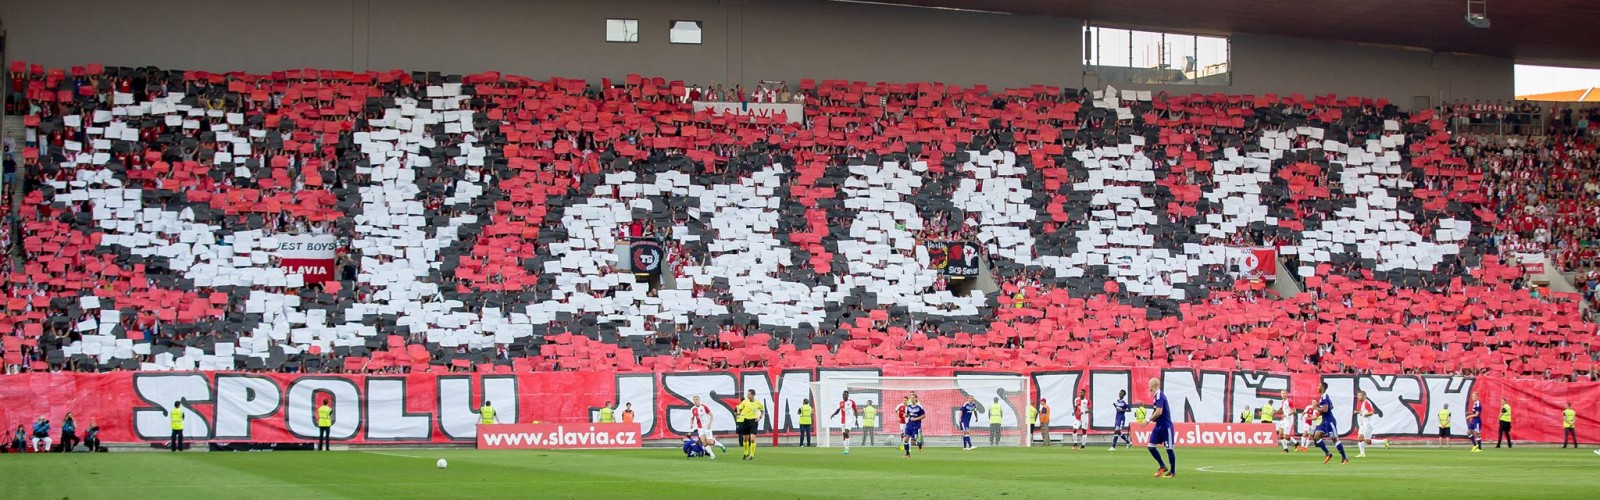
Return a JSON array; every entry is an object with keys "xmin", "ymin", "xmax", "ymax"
[
  {"xmin": 670, "ymin": 20, "xmax": 703, "ymax": 44},
  {"xmin": 1084, "ymin": 25, "xmax": 1230, "ymax": 85},
  {"xmin": 606, "ymin": 19, "xmax": 639, "ymax": 43}
]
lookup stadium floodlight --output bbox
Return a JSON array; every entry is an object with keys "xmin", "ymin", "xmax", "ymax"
[{"xmin": 1465, "ymin": 0, "xmax": 1490, "ymax": 28}]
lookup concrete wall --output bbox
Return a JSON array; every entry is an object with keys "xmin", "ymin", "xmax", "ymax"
[
  {"xmin": 1103, "ymin": 34, "xmax": 1515, "ymax": 109},
  {"xmin": 739, "ymin": 0, "xmax": 1083, "ymax": 90},
  {"xmin": 2, "ymin": 0, "xmax": 358, "ymax": 72},
  {"xmin": 0, "ymin": 0, "xmax": 1513, "ymax": 107}
]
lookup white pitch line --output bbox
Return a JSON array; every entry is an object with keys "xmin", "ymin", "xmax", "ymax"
[
  {"xmin": 0, "ymin": 472, "xmax": 1122, "ymax": 491},
  {"xmin": 1195, "ymin": 462, "xmax": 1597, "ymax": 475},
  {"xmin": 362, "ymin": 451, "xmax": 424, "ymax": 459}
]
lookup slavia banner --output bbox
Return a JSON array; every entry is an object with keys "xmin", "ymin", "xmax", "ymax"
[
  {"xmin": 0, "ymin": 368, "xmax": 1593, "ymax": 445},
  {"xmin": 276, "ymin": 235, "xmax": 338, "ymax": 285}
]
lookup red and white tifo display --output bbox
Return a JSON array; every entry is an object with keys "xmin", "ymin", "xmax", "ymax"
[
  {"xmin": 4, "ymin": 61, "xmax": 1594, "ymax": 382},
  {"xmin": 0, "ymin": 367, "xmax": 1593, "ymax": 445},
  {"xmin": 3, "ymin": 61, "xmax": 1599, "ymax": 452}
]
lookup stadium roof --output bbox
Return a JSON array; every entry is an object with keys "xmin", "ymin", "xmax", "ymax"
[{"xmin": 859, "ymin": 0, "xmax": 1600, "ymax": 68}]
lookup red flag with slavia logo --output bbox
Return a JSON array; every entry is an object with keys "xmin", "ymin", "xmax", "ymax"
[{"xmin": 1236, "ymin": 247, "xmax": 1277, "ymax": 281}]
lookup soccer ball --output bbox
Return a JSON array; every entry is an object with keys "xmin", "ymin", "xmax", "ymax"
[{"xmin": 437, "ymin": 459, "xmax": 448, "ymax": 469}]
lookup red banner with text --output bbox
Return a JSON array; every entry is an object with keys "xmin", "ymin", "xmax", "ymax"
[{"xmin": 0, "ymin": 368, "xmax": 1594, "ymax": 445}]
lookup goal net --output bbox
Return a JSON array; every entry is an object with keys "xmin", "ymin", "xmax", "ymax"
[{"xmin": 811, "ymin": 376, "xmax": 1032, "ymax": 448}]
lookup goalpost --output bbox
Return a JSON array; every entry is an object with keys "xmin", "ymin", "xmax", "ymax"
[{"xmin": 811, "ymin": 375, "xmax": 1033, "ymax": 448}]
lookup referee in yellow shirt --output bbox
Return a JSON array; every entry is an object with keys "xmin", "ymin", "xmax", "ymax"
[
  {"xmin": 1562, "ymin": 402, "xmax": 1578, "ymax": 449},
  {"xmin": 735, "ymin": 389, "xmax": 765, "ymax": 460}
]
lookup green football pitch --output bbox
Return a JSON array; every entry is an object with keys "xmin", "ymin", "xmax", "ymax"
[{"xmin": 3, "ymin": 445, "xmax": 1597, "ymax": 499}]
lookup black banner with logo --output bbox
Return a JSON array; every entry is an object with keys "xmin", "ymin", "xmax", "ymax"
[
  {"xmin": 630, "ymin": 239, "xmax": 665, "ymax": 276},
  {"xmin": 944, "ymin": 242, "xmax": 981, "ymax": 277}
]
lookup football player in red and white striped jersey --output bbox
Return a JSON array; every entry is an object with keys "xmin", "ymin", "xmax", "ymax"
[
  {"xmin": 1072, "ymin": 389, "xmax": 1091, "ymax": 449},
  {"xmin": 690, "ymin": 395, "xmax": 727, "ymax": 455},
  {"xmin": 829, "ymin": 391, "xmax": 859, "ymax": 454},
  {"xmin": 1355, "ymin": 390, "xmax": 1385, "ymax": 457}
]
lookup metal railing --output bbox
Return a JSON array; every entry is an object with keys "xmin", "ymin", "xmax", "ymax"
[{"xmin": 1442, "ymin": 111, "xmax": 1547, "ymax": 136}]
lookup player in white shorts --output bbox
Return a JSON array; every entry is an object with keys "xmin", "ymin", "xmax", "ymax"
[
  {"xmin": 1275, "ymin": 392, "xmax": 1295, "ymax": 452},
  {"xmin": 690, "ymin": 395, "xmax": 727, "ymax": 455},
  {"xmin": 829, "ymin": 390, "xmax": 860, "ymax": 455},
  {"xmin": 1300, "ymin": 402, "xmax": 1318, "ymax": 451},
  {"xmin": 1072, "ymin": 390, "xmax": 1091, "ymax": 449},
  {"xmin": 1354, "ymin": 390, "xmax": 1386, "ymax": 457},
  {"xmin": 1280, "ymin": 410, "xmax": 1292, "ymax": 448}
]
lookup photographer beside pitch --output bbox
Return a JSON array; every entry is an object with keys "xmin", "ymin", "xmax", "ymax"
[
  {"xmin": 30, "ymin": 416, "xmax": 51, "ymax": 452},
  {"xmin": 59, "ymin": 412, "xmax": 80, "ymax": 452}
]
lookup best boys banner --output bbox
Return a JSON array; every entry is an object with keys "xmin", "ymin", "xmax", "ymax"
[
  {"xmin": 0, "ymin": 368, "xmax": 1594, "ymax": 445},
  {"xmin": 276, "ymin": 235, "xmax": 338, "ymax": 285}
]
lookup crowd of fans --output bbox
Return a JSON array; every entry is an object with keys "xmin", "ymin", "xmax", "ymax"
[
  {"xmin": 0, "ymin": 63, "xmax": 1595, "ymax": 380},
  {"xmin": 1439, "ymin": 99, "xmax": 1545, "ymax": 135},
  {"xmin": 1455, "ymin": 102, "xmax": 1600, "ymax": 320}
]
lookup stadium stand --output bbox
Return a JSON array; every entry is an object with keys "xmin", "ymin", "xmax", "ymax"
[{"xmin": 1, "ymin": 62, "xmax": 1596, "ymax": 381}]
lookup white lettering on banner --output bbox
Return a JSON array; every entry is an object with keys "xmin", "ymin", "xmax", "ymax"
[
  {"xmin": 1162, "ymin": 370, "xmax": 1228, "ymax": 423},
  {"xmin": 133, "ymin": 373, "xmax": 213, "ymax": 440},
  {"xmin": 276, "ymin": 234, "xmax": 338, "ymax": 285},
  {"xmin": 286, "ymin": 378, "xmax": 361, "ymax": 440},
  {"xmin": 276, "ymin": 237, "xmax": 340, "ymax": 256},
  {"xmin": 1131, "ymin": 423, "xmax": 1278, "ymax": 447},
  {"xmin": 1359, "ymin": 375, "xmax": 1423, "ymax": 436},
  {"xmin": 1321, "ymin": 376, "xmax": 1358, "ymax": 436},
  {"xmin": 438, "ymin": 376, "xmax": 518, "ymax": 439},
  {"xmin": 613, "ymin": 374, "xmax": 657, "ymax": 436},
  {"xmin": 107, "ymin": 370, "xmax": 1542, "ymax": 445},
  {"xmin": 1032, "ymin": 371, "xmax": 1080, "ymax": 423},
  {"xmin": 1230, "ymin": 372, "xmax": 1290, "ymax": 422},
  {"xmin": 1421, "ymin": 376, "xmax": 1475, "ymax": 434},
  {"xmin": 366, "ymin": 378, "xmax": 432, "ymax": 440},
  {"xmin": 953, "ymin": 373, "xmax": 1027, "ymax": 427},
  {"xmin": 1090, "ymin": 371, "xmax": 1131, "ymax": 430},
  {"xmin": 689, "ymin": 102, "xmax": 803, "ymax": 124},
  {"xmin": 664, "ymin": 373, "xmax": 737, "ymax": 435},
  {"xmin": 741, "ymin": 371, "xmax": 813, "ymax": 431},
  {"xmin": 214, "ymin": 375, "xmax": 282, "ymax": 439},
  {"xmin": 1514, "ymin": 252, "xmax": 1546, "ymax": 272},
  {"xmin": 816, "ymin": 369, "xmax": 884, "ymax": 430}
]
